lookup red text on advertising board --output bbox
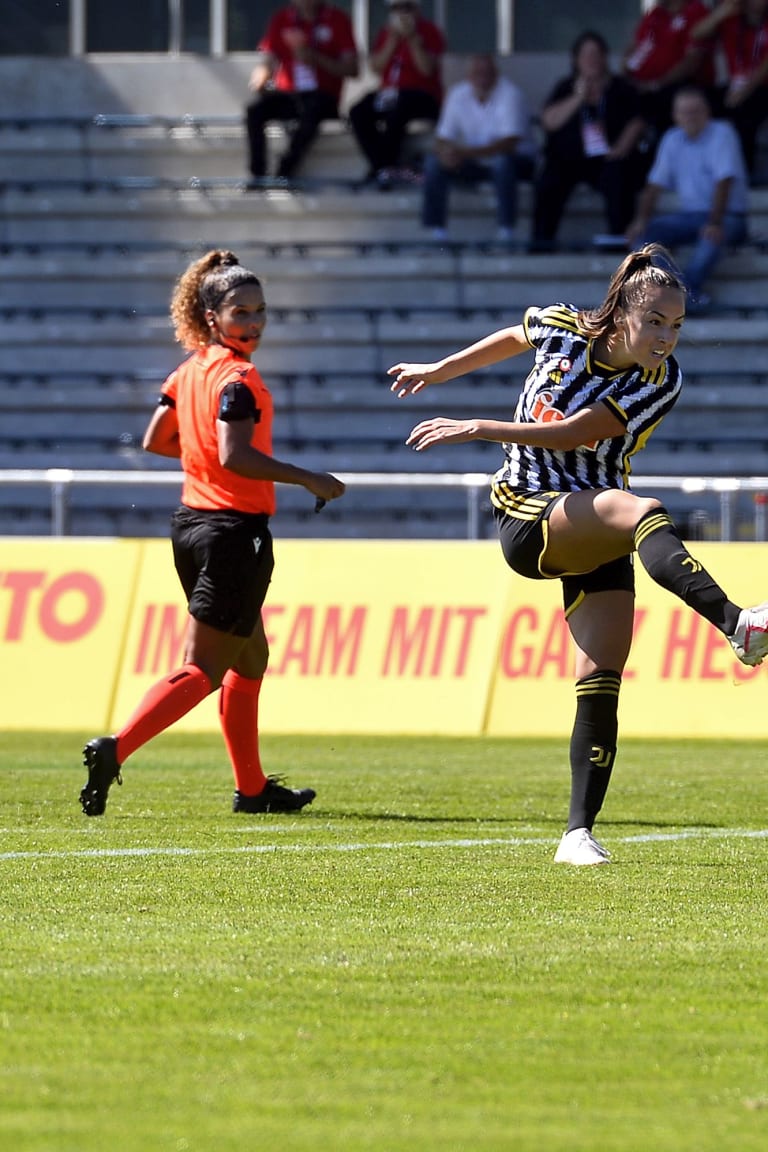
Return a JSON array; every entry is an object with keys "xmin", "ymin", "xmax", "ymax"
[
  {"xmin": 0, "ymin": 570, "xmax": 104, "ymax": 642},
  {"xmin": 132, "ymin": 602, "xmax": 367, "ymax": 677},
  {"xmin": 382, "ymin": 606, "xmax": 487, "ymax": 676},
  {"xmin": 661, "ymin": 609, "xmax": 759, "ymax": 681},
  {"xmin": 498, "ymin": 606, "xmax": 645, "ymax": 680},
  {"xmin": 262, "ymin": 604, "xmax": 366, "ymax": 676}
]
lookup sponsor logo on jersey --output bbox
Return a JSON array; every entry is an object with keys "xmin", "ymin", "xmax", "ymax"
[{"xmin": 531, "ymin": 388, "xmax": 598, "ymax": 450}]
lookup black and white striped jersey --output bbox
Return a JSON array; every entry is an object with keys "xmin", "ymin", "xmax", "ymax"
[{"xmin": 491, "ymin": 302, "xmax": 682, "ymax": 497}]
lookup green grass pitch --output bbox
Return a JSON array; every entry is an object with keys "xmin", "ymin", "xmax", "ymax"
[{"xmin": 1, "ymin": 731, "xmax": 767, "ymax": 1152}]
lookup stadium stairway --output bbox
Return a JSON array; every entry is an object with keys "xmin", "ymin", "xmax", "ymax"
[{"xmin": 1, "ymin": 115, "xmax": 768, "ymax": 539}]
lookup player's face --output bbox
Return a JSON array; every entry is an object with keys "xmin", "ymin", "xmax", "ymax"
[
  {"xmin": 208, "ymin": 282, "xmax": 267, "ymax": 359},
  {"xmin": 615, "ymin": 286, "xmax": 686, "ymax": 371}
]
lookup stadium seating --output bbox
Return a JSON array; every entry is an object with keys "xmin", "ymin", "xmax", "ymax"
[{"xmin": 1, "ymin": 114, "xmax": 767, "ymax": 540}]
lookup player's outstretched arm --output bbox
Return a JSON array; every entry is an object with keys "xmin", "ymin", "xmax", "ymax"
[
  {"xmin": 388, "ymin": 323, "xmax": 529, "ymax": 397},
  {"xmin": 406, "ymin": 405, "xmax": 625, "ymax": 452}
]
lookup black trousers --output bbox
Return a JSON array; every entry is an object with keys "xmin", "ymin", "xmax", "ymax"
[
  {"xmin": 348, "ymin": 87, "xmax": 439, "ymax": 173},
  {"xmin": 245, "ymin": 89, "xmax": 339, "ymax": 178},
  {"xmin": 531, "ymin": 152, "xmax": 643, "ymax": 249},
  {"xmin": 715, "ymin": 84, "xmax": 768, "ymax": 180}
]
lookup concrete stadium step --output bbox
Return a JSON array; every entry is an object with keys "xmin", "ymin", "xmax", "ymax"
[
  {"xmin": 1, "ymin": 313, "xmax": 767, "ymax": 381},
  {"xmin": 285, "ymin": 371, "xmax": 768, "ymax": 408},
  {"xmin": 0, "ymin": 115, "xmax": 430, "ymax": 184},
  {"xmin": 4, "ymin": 372, "xmax": 763, "ymax": 446},
  {"xmin": 5, "ymin": 246, "xmax": 768, "ymax": 277},
  {"xmin": 4, "ymin": 249, "xmax": 768, "ymax": 315},
  {"xmin": 639, "ymin": 447, "xmax": 768, "ymax": 476},
  {"xmin": 3, "ymin": 185, "xmax": 767, "ymax": 250},
  {"xmin": 0, "ymin": 188, "xmax": 515, "ymax": 246},
  {"xmin": 2, "ymin": 311, "xmax": 766, "ymax": 347},
  {"xmin": 0, "ymin": 341, "xmax": 376, "ymax": 377}
]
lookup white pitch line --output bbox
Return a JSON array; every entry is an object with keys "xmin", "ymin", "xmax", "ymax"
[{"xmin": 1, "ymin": 827, "xmax": 767, "ymax": 862}]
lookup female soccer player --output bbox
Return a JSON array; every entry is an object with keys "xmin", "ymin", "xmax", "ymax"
[
  {"xmin": 388, "ymin": 243, "xmax": 768, "ymax": 865},
  {"xmin": 80, "ymin": 250, "xmax": 345, "ymax": 817}
]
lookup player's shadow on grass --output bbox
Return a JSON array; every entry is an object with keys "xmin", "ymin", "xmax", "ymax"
[
  {"xmin": 325, "ymin": 811, "xmax": 514, "ymax": 824},
  {"xmin": 324, "ymin": 811, "xmax": 725, "ymax": 829},
  {"xmin": 604, "ymin": 818, "xmax": 724, "ymax": 829}
]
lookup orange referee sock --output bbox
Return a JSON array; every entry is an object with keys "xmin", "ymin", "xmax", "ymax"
[
  {"xmin": 219, "ymin": 670, "xmax": 268, "ymax": 796},
  {"xmin": 115, "ymin": 664, "xmax": 213, "ymax": 763}
]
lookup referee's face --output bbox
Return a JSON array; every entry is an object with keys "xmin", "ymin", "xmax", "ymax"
[
  {"xmin": 209, "ymin": 283, "xmax": 267, "ymax": 359},
  {"xmin": 617, "ymin": 286, "xmax": 685, "ymax": 372}
]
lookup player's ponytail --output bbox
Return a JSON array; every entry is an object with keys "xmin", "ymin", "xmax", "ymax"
[
  {"xmin": 578, "ymin": 244, "xmax": 685, "ymax": 339},
  {"xmin": 170, "ymin": 249, "xmax": 262, "ymax": 350}
]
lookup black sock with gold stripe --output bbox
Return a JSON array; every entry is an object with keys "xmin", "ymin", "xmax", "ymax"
[
  {"xmin": 568, "ymin": 670, "xmax": 621, "ymax": 832},
  {"xmin": 633, "ymin": 508, "xmax": 740, "ymax": 634}
]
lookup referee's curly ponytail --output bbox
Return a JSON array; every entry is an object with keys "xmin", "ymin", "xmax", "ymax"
[
  {"xmin": 578, "ymin": 244, "xmax": 686, "ymax": 339},
  {"xmin": 170, "ymin": 249, "xmax": 262, "ymax": 350}
]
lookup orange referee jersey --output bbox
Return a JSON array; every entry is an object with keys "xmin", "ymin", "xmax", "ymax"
[{"xmin": 162, "ymin": 343, "xmax": 276, "ymax": 516}]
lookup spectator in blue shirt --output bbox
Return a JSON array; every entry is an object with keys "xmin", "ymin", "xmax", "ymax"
[{"xmin": 626, "ymin": 85, "xmax": 749, "ymax": 310}]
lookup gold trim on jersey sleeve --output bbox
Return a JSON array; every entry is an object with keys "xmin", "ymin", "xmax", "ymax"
[
  {"xmin": 540, "ymin": 304, "xmax": 581, "ymax": 334},
  {"xmin": 603, "ymin": 394, "xmax": 628, "ymax": 425}
]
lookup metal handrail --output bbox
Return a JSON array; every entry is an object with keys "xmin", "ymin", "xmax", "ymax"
[{"xmin": 2, "ymin": 469, "xmax": 768, "ymax": 541}]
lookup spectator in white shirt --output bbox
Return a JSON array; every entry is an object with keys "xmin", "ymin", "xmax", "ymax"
[{"xmin": 421, "ymin": 54, "xmax": 533, "ymax": 243}]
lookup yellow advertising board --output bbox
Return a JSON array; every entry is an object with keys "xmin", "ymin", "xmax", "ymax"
[
  {"xmin": 0, "ymin": 538, "xmax": 143, "ymax": 729},
  {"xmin": 3, "ymin": 538, "xmax": 767, "ymax": 738},
  {"xmin": 110, "ymin": 539, "xmax": 509, "ymax": 735},
  {"xmin": 486, "ymin": 544, "xmax": 768, "ymax": 739}
]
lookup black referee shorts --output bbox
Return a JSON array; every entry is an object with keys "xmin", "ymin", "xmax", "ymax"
[{"xmin": 171, "ymin": 505, "xmax": 274, "ymax": 638}]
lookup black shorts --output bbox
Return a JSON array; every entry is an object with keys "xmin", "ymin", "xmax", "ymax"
[
  {"xmin": 171, "ymin": 505, "xmax": 274, "ymax": 638},
  {"xmin": 492, "ymin": 488, "xmax": 563, "ymax": 581},
  {"xmin": 492, "ymin": 491, "xmax": 635, "ymax": 618}
]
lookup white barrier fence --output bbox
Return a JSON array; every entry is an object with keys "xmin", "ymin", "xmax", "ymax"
[{"xmin": 1, "ymin": 469, "xmax": 768, "ymax": 541}]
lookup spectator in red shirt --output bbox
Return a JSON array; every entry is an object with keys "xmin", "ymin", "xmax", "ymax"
[
  {"xmin": 622, "ymin": 1, "xmax": 715, "ymax": 138},
  {"xmin": 245, "ymin": 1, "xmax": 359, "ymax": 184},
  {"xmin": 692, "ymin": 0, "xmax": 768, "ymax": 180},
  {"xmin": 348, "ymin": 0, "xmax": 446, "ymax": 187}
]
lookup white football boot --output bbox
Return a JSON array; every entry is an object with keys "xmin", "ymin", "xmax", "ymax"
[
  {"xmin": 728, "ymin": 602, "xmax": 768, "ymax": 666},
  {"xmin": 554, "ymin": 827, "xmax": 611, "ymax": 866}
]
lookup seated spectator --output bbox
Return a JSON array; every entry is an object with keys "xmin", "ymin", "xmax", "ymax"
[
  {"xmin": 530, "ymin": 31, "xmax": 647, "ymax": 253},
  {"xmin": 691, "ymin": 0, "xmax": 768, "ymax": 182},
  {"xmin": 626, "ymin": 86, "xmax": 749, "ymax": 311},
  {"xmin": 348, "ymin": 0, "xmax": 446, "ymax": 188},
  {"xmin": 622, "ymin": 1, "xmax": 715, "ymax": 140},
  {"xmin": 421, "ymin": 53, "xmax": 533, "ymax": 244},
  {"xmin": 245, "ymin": 0, "xmax": 359, "ymax": 185}
]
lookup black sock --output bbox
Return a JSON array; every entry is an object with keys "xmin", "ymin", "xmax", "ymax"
[
  {"xmin": 568, "ymin": 670, "xmax": 621, "ymax": 832},
  {"xmin": 633, "ymin": 509, "xmax": 740, "ymax": 635}
]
